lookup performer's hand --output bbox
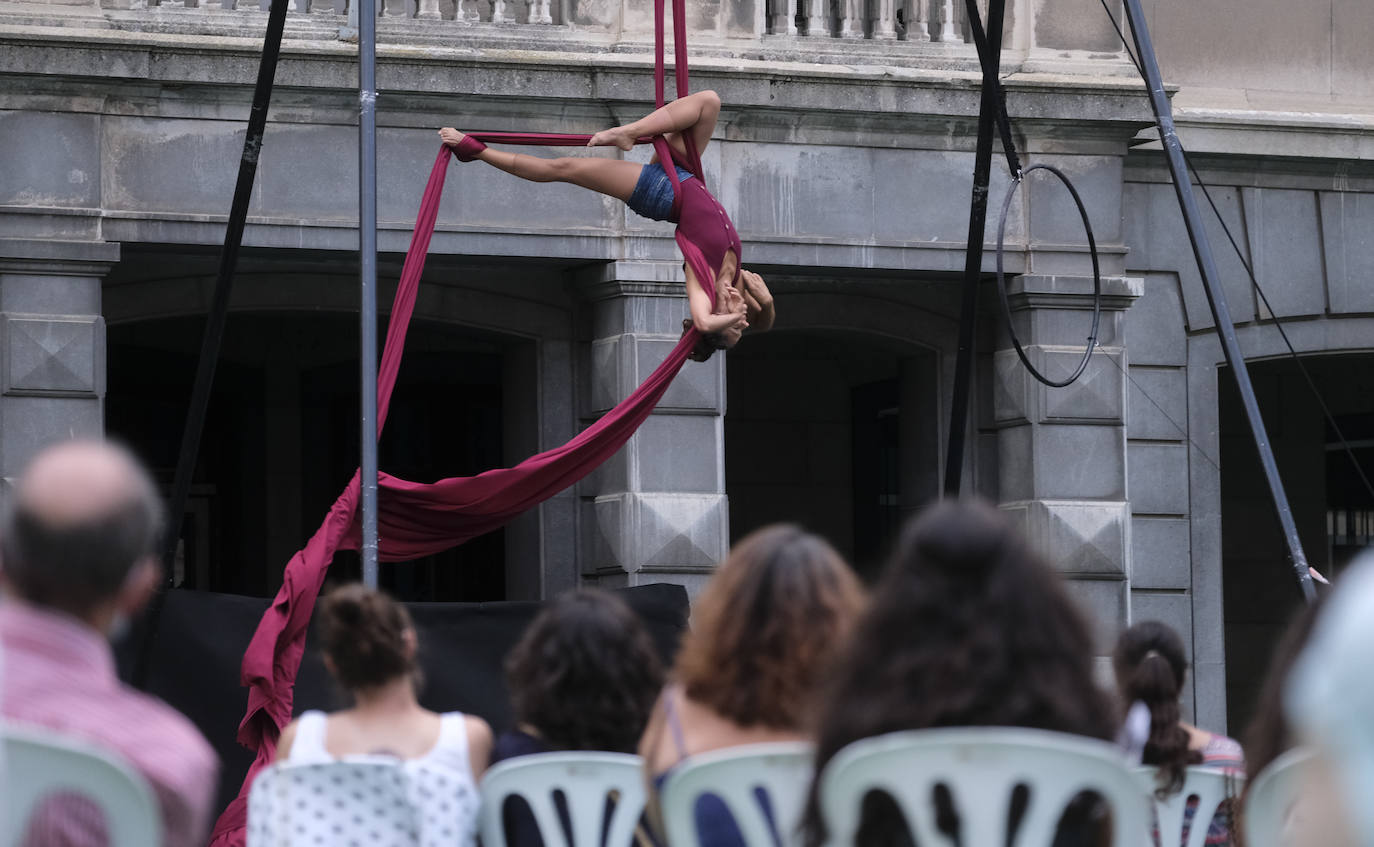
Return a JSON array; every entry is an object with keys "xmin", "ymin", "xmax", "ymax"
[
  {"xmin": 438, "ymin": 128, "xmax": 465, "ymax": 148},
  {"xmin": 740, "ymin": 270, "xmax": 773, "ymax": 310}
]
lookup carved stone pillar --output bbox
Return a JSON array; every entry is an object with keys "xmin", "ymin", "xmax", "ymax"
[
  {"xmin": 995, "ymin": 273, "xmax": 1142, "ymax": 675},
  {"xmin": 577, "ymin": 261, "xmax": 729, "ymax": 598},
  {"xmin": 0, "ymin": 239, "xmax": 116, "ymax": 487}
]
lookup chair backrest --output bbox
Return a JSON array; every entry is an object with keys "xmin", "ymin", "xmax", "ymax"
[
  {"xmin": 1242, "ymin": 748, "xmax": 1315, "ymax": 847},
  {"xmin": 479, "ymin": 752, "xmax": 646, "ymax": 847},
  {"xmin": 1135, "ymin": 766, "xmax": 1242, "ymax": 847},
  {"xmin": 248, "ymin": 759, "xmax": 420, "ymax": 847},
  {"xmin": 660, "ymin": 741, "xmax": 815, "ymax": 847},
  {"xmin": 818, "ymin": 727, "xmax": 1149, "ymax": 847},
  {"xmin": 1, "ymin": 723, "xmax": 161, "ymax": 847}
]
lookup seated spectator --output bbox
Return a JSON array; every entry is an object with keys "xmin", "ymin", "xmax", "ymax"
[
  {"xmin": 1284, "ymin": 552, "xmax": 1374, "ymax": 847},
  {"xmin": 1237, "ymin": 598, "xmax": 1325, "ymax": 847},
  {"xmin": 640, "ymin": 524, "xmax": 866, "ymax": 846},
  {"xmin": 801, "ymin": 499, "xmax": 1118, "ymax": 847},
  {"xmin": 492, "ymin": 589, "xmax": 665, "ymax": 847},
  {"xmin": 0, "ymin": 440, "xmax": 218, "ymax": 847},
  {"xmin": 275, "ymin": 583, "xmax": 492, "ymax": 842},
  {"xmin": 1114, "ymin": 621, "xmax": 1242, "ymax": 845}
]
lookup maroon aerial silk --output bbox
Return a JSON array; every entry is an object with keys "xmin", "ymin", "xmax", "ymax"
[{"xmin": 208, "ymin": 0, "xmax": 715, "ymax": 841}]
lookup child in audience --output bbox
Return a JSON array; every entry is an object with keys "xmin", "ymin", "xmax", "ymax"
[
  {"xmin": 275, "ymin": 584, "xmax": 491, "ymax": 843},
  {"xmin": 1115, "ymin": 621, "xmax": 1243, "ymax": 845},
  {"xmin": 492, "ymin": 589, "xmax": 665, "ymax": 847},
  {"xmin": 640, "ymin": 524, "xmax": 866, "ymax": 846},
  {"xmin": 801, "ymin": 499, "xmax": 1117, "ymax": 847}
]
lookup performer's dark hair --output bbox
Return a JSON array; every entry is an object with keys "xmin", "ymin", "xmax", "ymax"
[
  {"xmin": 0, "ymin": 441, "xmax": 165, "ymax": 617},
  {"xmin": 1113, "ymin": 620, "xmax": 1201, "ymax": 796},
  {"xmin": 504, "ymin": 589, "xmax": 664, "ymax": 753},
  {"xmin": 675, "ymin": 524, "xmax": 866, "ymax": 731},
  {"xmin": 317, "ymin": 584, "xmax": 417, "ymax": 691},
  {"xmin": 801, "ymin": 499, "xmax": 1117, "ymax": 847}
]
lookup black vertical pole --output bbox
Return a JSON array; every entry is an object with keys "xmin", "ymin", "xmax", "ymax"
[
  {"xmin": 133, "ymin": 0, "xmax": 292, "ymax": 687},
  {"xmin": 1120, "ymin": 0, "xmax": 1314, "ymax": 601},
  {"xmin": 358, "ymin": 0, "xmax": 380, "ymax": 588},
  {"xmin": 943, "ymin": 0, "xmax": 1009, "ymax": 496}
]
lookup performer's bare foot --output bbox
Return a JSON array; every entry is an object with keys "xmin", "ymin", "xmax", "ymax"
[{"xmin": 587, "ymin": 127, "xmax": 636, "ymax": 152}]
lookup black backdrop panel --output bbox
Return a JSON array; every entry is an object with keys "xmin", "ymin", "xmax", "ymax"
[{"xmin": 117, "ymin": 585, "xmax": 690, "ymax": 815}]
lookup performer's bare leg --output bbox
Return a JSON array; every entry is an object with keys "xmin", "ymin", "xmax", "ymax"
[
  {"xmin": 587, "ymin": 89, "xmax": 721, "ymax": 159},
  {"xmin": 437, "ymin": 128, "xmax": 642, "ymax": 202}
]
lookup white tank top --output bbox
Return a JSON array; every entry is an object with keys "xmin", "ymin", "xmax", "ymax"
[{"xmin": 285, "ymin": 710, "xmax": 480, "ymax": 847}]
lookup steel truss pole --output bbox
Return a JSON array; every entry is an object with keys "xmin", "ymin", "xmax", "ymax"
[
  {"xmin": 133, "ymin": 0, "xmax": 292, "ymax": 687},
  {"xmin": 358, "ymin": 0, "xmax": 380, "ymax": 589},
  {"xmin": 943, "ymin": 0, "xmax": 1009, "ymax": 496},
  {"xmin": 1120, "ymin": 0, "xmax": 1314, "ymax": 601}
]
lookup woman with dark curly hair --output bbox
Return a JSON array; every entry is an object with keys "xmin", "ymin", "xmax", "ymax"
[
  {"xmin": 640, "ymin": 524, "xmax": 866, "ymax": 846},
  {"xmin": 800, "ymin": 499, "xmax": 1118, "ymax": 847},
  {"xmin": 492, "ymin": 589, "xmax": 665, "ymax": 847}
]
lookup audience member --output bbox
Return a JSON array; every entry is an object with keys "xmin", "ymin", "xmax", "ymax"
[
  {"xmin": 1284, "ymin": 552, "xmax": 1374, "ymax": 847},
  {"xmin": 640, "ymin": 524, "xmax": 866, "ymax": 846},
  {"xmin": 275, "ymin": 583, "xmax": 492, "ymax": 842},
  {"xmin": 492, "ymin": 588, "xmax": 665, "ymax": 847},
  {"xmin": 1115, "ymin": 620, "xmax": 1242, "ymax": 845},
  {"xmin": 0, "ymin": 440, "xmax": 218, "ymax": 847},
  {"xmin": 801, "ymin": 499, "xmax": 1117, "ymax": 847}
]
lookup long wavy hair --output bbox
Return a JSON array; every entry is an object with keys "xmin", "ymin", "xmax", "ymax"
[
  {"xmin": 801, "ymin": 499, "xmax": 1117, "ymax": 846},
  {"xmin": 1113, "ymin": 621, "xmax": 1201, "ymax": 796},
  {"xmin": 673, "ymin": 524, "xmax": 867, "ymax": 730},
  {"xmin": 505, "ymin": 589, "xmax": 664, "ymax": 753}
]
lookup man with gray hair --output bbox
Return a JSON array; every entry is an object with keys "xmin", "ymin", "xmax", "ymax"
[{"xmin": 0, "ymin": 440, "xmax": 217, "ymax": 847}]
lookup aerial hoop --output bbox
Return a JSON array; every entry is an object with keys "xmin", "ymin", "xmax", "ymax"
[{"xmin": 994, "ymin": 163, "xmax": 1103, "ymax": 388}]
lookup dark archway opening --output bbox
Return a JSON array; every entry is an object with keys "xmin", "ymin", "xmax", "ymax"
[
  {"xmin": 106, "ymin": 311, "xmax": 515, "ymax": 602},
  {"xmin": 1221, "ymin": 353, "xmax": 1374, "ymax": 731},
  {"xmin": 724, "ymin": 329, "xmax": 941, "ymax": 580}
]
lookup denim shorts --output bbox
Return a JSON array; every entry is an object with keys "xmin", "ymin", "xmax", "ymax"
[{"xmin": 627, "ymin": 162, "xmax": 696, "ymax": 221}]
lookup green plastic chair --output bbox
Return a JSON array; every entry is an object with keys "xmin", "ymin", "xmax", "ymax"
[
  {"xmin": 818, "ymin": 727, "xmax": 1149, "ymax": 847},
  {"xmin": 1135, "ymin": 766, "xmax": 1242, "ymax": 847},
  {"xmin": 1242, "ymin": 748, "xmax": 1314, "ymax": 847},
  {"xmin": 1, "ymin": 723, "xmax": 161, "ymax": 847},
  {"xmin": 660, "ymin": 741, "xmax": 815, "ymax": 847},
  {"xmin": 479, "ymin": 752, "xmax": 646, "ymax": 847}
]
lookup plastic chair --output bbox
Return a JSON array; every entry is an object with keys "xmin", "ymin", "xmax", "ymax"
[
  {"xmin": 248, "ymin": 759, "xmax": 421, "ymax": 847},
  {"xmin": 1, "ymin": 723, "xmax": 161, "ymax": 847},
  {"xmin": 1135, "ymin": 766, "xmax": 1242, "ymax": 847},
  {"xmin": 1241, "ymin": 748, "xmax": 1315, "ymax": 847},
  {"xmin": 660, "ymin": 741, "xmax": 815, "ymax": 847},
  {"xmin": 817, "ymin": 727, "xmax": 1149, "ymax": 847},
  {"xmin": 479, "ymin": 752, "xmax": 646, "ymax": 847}
]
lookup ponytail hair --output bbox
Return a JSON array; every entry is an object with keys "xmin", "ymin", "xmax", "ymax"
[
  {"xmin": 317, "ymin": 583, "xmax": 418, "ymax": 692},
  {"xmin": 1113, "ymin": 621, "xmax": 1200, "ymax": 795}
]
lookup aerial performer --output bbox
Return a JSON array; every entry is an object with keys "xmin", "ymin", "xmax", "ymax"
[{"xmin": 439, "ymin": 89, "xmax": 775, "ymax": 360}]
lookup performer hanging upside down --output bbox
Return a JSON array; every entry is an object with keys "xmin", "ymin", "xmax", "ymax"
[{"xmin": 439, "ymin": 90, "xmax": 773, "ymax": 360}]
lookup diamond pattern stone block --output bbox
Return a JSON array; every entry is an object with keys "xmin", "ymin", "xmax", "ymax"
[
  {"xmin": 2, "ymin": 314, "xmax": 102, "ymax": 397},
  {"xmin": 1002, "ymin": 499, "xmax": 1130, "ymax": 577}
]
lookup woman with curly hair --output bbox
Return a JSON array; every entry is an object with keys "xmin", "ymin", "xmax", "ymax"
[
  {"xmin": 800, "ymin": 499, "xmax": 1118, "ymax": 847},
  {"xmin": 640, "ymin": 524, "xmax": 867, "ymax": 846},
  {"xmin": 493, "ymin": 589, "xmax": 665, "ymax": 847}
]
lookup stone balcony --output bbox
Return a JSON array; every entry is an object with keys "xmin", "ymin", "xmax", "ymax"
[{"xmin": 0, "ymin": 0, "xmax": 1139, "ymax": 78}]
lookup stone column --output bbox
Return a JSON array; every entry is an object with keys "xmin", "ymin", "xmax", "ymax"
[
  {"xmin": 0, "ymin": 239, "xmax": 116, "ymax": 489},
  {"xmin": 993, "ymin": 273, "xmax": 1142, "ymax": 676},
  {"xmin": 577, "ymin": 261, "xmax": 729, "ymax": 598}
]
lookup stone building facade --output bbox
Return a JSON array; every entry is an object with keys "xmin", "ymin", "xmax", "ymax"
[{"xmin": 2, "ymin": 0, "xmax": 1371, "ymax": 732}]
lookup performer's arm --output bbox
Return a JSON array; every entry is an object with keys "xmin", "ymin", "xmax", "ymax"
[{"xmin": 686, "ymin": 266, "xmax": 748, "ymax": 335}]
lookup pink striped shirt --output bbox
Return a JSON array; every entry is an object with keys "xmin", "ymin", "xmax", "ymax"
[{"xmin": 1, "ymin": 600, "xmax": 218, "ymax": 847}]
